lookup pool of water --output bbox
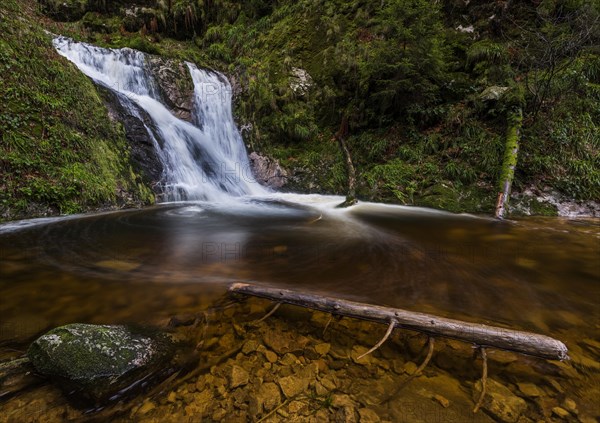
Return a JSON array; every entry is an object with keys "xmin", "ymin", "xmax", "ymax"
[{"xmin": 0, "ymin": 196, "xmax": 598, "ymax": 419}]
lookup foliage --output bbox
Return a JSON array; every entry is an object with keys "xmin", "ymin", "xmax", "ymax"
[
  {"xmin": 0, "ymin": 0, "xmax": 154, "ymax": 220},
  {"xmin": 10, "ymin": 0, "xmax": 600, "ymax": 217}
]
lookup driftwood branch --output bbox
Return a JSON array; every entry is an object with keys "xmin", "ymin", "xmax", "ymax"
[
  {"xmin": 473, "ymin": 347, "xmax": 488, "ymax": 413},
  {"xmin": 229, "ymin": 283, "xmax": 568, "ymax": 361},
  {"xmin": 357, "ymin": 319, "xmax": 396, "ymax": 360}
]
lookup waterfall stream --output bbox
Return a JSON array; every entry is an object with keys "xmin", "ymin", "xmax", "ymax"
[{"xmin": 53, "ymin": 36, "xmax": 267, "ymax": 202}]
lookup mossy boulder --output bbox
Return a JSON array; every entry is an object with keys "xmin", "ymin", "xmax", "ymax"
[
  {"xmin": 38, "ymin": 0, "xmax": 88, "ymax": 21},
  {"xmin": 27, "ymin": 324, "xmax": 179, "ymax": 403}
]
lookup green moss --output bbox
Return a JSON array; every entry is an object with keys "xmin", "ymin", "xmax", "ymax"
[
  {"xmin": 27, "ymin": 323, "xmax": 177, "ymax": 402},
  {"xmin": 38, "ymin": 0, "xmax": 87, "ymax": 21},
  {"xmin": 10, "ymin": 0, "xmax": 599, "ymax": 216},
  {"xmin": 497, "ymin": 109, "xmax": 522, "ymax": 193},
  {"xmin": 125, "ymin": 36, "xmax": 161, "ymax": 55},
  {"xmin": 0, "ymin": 0, "xmax": 154, "ymax": 221}
]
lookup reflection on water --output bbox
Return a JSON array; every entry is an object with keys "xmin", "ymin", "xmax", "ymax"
[
  {"xmin": 1, "ymin": 197, "xmax": 597, "ymax": 332},
  {"xmin": 0, "ymin": 196, "xmax": 599, "ymax": 415}
]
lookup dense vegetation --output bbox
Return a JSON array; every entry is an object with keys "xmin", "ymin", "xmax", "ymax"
[
  {"xmin": 0, "ymin": 0, "xmax": 154, "ymax": 221},
  {"xmin": 2, "ymin": 0, "xmax": 599, "ymax": 217}
]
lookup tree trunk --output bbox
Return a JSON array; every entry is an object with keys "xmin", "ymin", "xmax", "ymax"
[
  {"xmin": 229, "ymin": 283, "xmax": 569, "ymax": 361},
  {"xmin": 335, "ymin": 115, "xmax": 357, "ymax": 207},
  {"xmin": 495, "ymin": 108, "xmax": 522, "ymax": 219}
]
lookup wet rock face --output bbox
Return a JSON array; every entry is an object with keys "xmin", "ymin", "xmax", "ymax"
[
  {"xmin": 98, "ymin": 85, "xmax": 165, "ymax": 195},
  {"xmin": 27, "ymin": 324, "xmax": 178, "ymax": 403},
  {"xmin": 249, "ymin": 152, "xmax": 288, "ymax": 188},
  {"xmin": 147, "ymin": 57, "xmax": 195, "ymax": 123}
]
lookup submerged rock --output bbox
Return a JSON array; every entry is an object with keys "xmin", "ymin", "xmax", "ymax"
[
  {"xmin": 473, "ymin": 378, "xmax": 527, "ymax": 422},
  {"xmin": 27, "ymin": 324, "xmax": 180, "ymax": 403}
]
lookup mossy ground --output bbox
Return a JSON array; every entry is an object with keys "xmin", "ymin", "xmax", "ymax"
[{"xmin": 0, "ymin": 0, "xmax": 154, "ymax": 222}]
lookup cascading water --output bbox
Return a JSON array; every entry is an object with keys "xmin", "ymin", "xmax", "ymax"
[{"xmin": 52, "ymin": 36, "xmax": 267, "ymax": 202}]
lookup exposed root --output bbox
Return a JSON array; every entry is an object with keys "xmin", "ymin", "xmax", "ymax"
[
  {"xmin": 381, "ymin": 336, "xmax": 435, "ymax": 404},
  {"xmin": 401, "ymin": 336, "xmax": 435, "ymax": 387},
  {"xmin": 323, "ymin": 315, "xmax": 343, "ymax": 335},
  {"xmin": 323, "ymin": 315, "xmax": 334, "ymax": 335},
  {"xmin": 357, "ymin": 319, "xmax": 396, "ymax": 360},
  {"xmin": 473, "ymin": 347, "xmax": 488, "ymax": 413},
  {"xmin": 255, "ymin": 302, "xmax": 281, "ymax": 324}
]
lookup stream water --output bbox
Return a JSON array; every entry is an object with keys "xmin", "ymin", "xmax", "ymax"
[{"xmin": 0, "ymin": 38, "xmax": 598, "ymax": 421}]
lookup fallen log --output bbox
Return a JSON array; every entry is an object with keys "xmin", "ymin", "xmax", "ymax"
[{"xmin": 229, "ymin": 283, "xmax": 568, "ymax": 361}]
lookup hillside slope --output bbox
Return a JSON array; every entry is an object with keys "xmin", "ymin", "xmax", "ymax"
[{"xmin": 0, "ymin": 0, "xmax": 154, "ymax": 221}]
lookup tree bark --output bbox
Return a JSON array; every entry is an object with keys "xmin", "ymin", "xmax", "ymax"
[
  {"xmin": 229, "ymin": 283, "xmax": 569, "ymax": 361},
  {"xmin": 335, "ymin": 115, "xmax": 357, "ymax": 207},
  {"xmin": 495, "ymin": 108, "xmax": 522, "ymax": 219}
]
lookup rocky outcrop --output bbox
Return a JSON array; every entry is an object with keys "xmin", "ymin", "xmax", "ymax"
[
  {"xmin": 147, "ymin": 57, "xmax": 195, "ymax": 122},
  {"xmin": 27, "ymin": 324, "xmax": 179, "ymax": 403},
  {"xmin": 289, "ymin": 67, "xmax": 313, "ymax": 97},
  {"xmin": 122, "ymin": 6, "xmax": 161, "ymax": 32},
  {"xmin": 512, "ymin": 186, "xmax": 600, "ymax": 217},
  {"xmin": 248, "ymin": 152, "xmax": 288, "ymax": 189},
  {"xmin": 98, "ymin": 85, "xmax": 165, "ymax": 195}
]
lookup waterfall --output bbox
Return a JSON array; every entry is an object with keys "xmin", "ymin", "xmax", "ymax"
[{"xmin": 52, "ymin": 36, "xmax": 267, "ymax": 202}]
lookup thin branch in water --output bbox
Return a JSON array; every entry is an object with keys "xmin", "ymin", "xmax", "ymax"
[
  {"xmin": 323, "ymin": 314, "xmax": 334, "ymax": 335},
  {"xmin": 357, "ymin": 319, "xmax": 396, "ymax": 360},
  {"xmin": 323, "ymin": 314, "xmax": 343, "ymax": 335},
  {"xmin": 255, "ymin": 302, "xmax": 281, "ymax": 324},
  {"xmin": 473, "ymin": 347, "xmax": 488, "ymax": 413},
  {"xmin": 381, "ymin": 336, "xmax": 435, "ymax": 404},
  {"xmin": 408, "ymin": 336, "xmax": 435, "ymax": 379}
]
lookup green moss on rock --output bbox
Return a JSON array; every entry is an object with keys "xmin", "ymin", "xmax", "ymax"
[{"xmin": 27, "ymin": 324, "xmax": 177, "ymax": 403}]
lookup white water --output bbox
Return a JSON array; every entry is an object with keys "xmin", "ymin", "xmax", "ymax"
[
  {"xmin": 44, "ymin": 36, "xmax": 481, "ymax": 227},
  {"xmin": 53, "ymin": 36, "xmax": 267, "ymax": 202}
]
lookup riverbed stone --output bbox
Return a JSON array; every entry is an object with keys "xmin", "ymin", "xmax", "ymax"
[
  {"xmin": 264, "ymin": 350, "xmax": 278, "ymax": 363},
  {"xmin": 517, "ymin": 382, "xmax": 543, "ymax": 398},
  {"xmin": 358, "ymin": 408, "xmax": 381, "ymax": 423},
  {"xmin": 562, "ymin": 398, "xmax": 578, "ymax": 415},
  {"xmin": 230, "ymin": 365, "xmax": 249, "ymax": 388},
  {"xmin": 278, "ymin": 374, "xmax": 309, "ymax": 398},
  {"xmin": 27, "ymin": 323, "xmax": 177, "ymax": 402},
  {"xmin": 474, "ymin": 378, "xmax": 527, "ymax": 422},
  {"xmin": 552, "ymin": 406, "xmax": 570, "ymax": 418},
  {"xmin": 257, "ymin": 382, "xmax": 281, "ymax": 411},
  {"xmin": 315, "ymin": 343, "xmax": 331, "ymax": 356}
]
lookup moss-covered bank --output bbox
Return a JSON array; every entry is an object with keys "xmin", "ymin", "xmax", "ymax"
[{"xmin": 0, "ymin": 0, "xmax": 154, "ymax": 222}]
